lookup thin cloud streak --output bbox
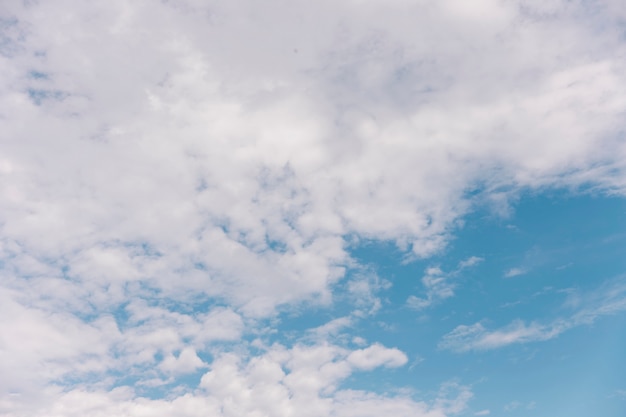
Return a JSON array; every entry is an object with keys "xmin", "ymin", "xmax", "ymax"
[{"xmin": 440, "ymin": 278, "xmax": 626, "ymax": 352}]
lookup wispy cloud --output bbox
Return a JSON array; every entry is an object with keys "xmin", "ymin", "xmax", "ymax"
[
  {"xmin": 408, "ymin": 257, "xmax": 483, "ymax": 310},
  {"xmin": 504, "ymin": 401, "xmax": 522, "ymax": 412},
  {"xmin": 504, "ymin": 267, "xmax": 526, "ymax": 278},
  {"xmin": 611, "ymin": 389, "xmax": 626, "ymax": 399},
  {"xmin": 440, "ymin": 278, "xmax": 626, "ymax": 352},
  {"xmin": 308, "ymin": 316, "xmax": 353, "ymax": 341},
  {"xmin": 459, "ymin": 256, "xmax": 484, "ymax": 269},
  {"xmin": 408, "ymin": 267, "xmax": 455, "ymax": 311}
]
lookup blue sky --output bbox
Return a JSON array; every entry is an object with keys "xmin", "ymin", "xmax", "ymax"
[
  {"xmin": 1, "ymin": 0, "xmax": 626, "ymax": 416},
  {"xmin": 348, "ymin": 192, "xmax": 626, "ymax": 416}
]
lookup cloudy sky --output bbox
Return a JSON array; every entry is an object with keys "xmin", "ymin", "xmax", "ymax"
[{"xmin": 1, "ymin": 0, "xmax": 626, "ymax": 416}]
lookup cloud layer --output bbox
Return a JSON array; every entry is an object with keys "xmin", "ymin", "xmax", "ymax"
[{"xmin": 2, "ymin": 0, "xmax": 626, "ymax": 415}]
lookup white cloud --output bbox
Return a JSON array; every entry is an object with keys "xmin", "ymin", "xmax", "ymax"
[
  {"xmin": 408, "ymin": 267, "xmax": 455, "ymax": 310},
  {"xmin": 440, "ymin": 278, "xmax": 626, "ymax": 352},
  {"xmin": 434, "ymin": 381, "xmax": 474, "ymax": 415},
  {"xmin": 347, "ymin": 343, "xmax": 408, "ymax": 370},
  {"xmin": 159, "ymin": 347, "xmax": 206, "ymax": 375},
  {"xmin": 346, "ymin": 270, "xmax": 391, "ymax": 316},
  {"xmin": 197, "ymin": 342, "xmax": 462, "ymax": 417},
  {"xmin": 474, "ymin": 410, "xmax": 491, "ymax": 416},
  {"xmin": 0, "ymin": 287, "xmax": 120, "ymax": 397},
  {"xmin": 1, "ymin": 336, "xmax": 468, "ymax": 417},
  {"xmin": 3, "ymin": 334, "xmax": 456, "ymax": 417},
  {"xmin": 439, "ymin": 321, "xmax": 562, "ymax": 352},
  {"xmin": 504, "ymin": 268, "xmax": 526, "ymax": 278},
  {"xmin": 13, "ymin": 380, "xmax": 469, "ymax": 417},
  {"xmin": 2, "ymin": 0, "xmax": 626, "ymax": 321},
  {"xmin": 309, "ymin": 316, "xmax": 353, "ymax": 340},
  {"xmin": 459, "ymin": 257, "xmax": 484, "ymax": 269},
  {"xmin": 352, "ymin": 336, "xmax": 367, "ymax": 346},
  {"xmin": 408, "ymin": 259, "xmax": 483, "ymax": 310}
]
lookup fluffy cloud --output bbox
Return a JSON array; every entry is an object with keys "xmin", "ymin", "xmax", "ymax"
[
  {"xmin": 2, "ymin": 343, "xmax": 467, "ymax": 417},
  {"xmin": 2, "ymin": 0, "xmax": 626, "ymax": 317},
  {"xmin": 159, "ymin": 347, "xmax": 206, "ymax": 375}
]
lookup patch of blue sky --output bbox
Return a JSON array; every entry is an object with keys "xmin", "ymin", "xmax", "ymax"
[
  {"xmin": 26, "ymin": 88, "xmax": 67, "ymax": 105},
  {"xmin": 466, "ymin": 313, "xmax": 626, "ymax": 417},
  {"xmin": 0, "ymin": 17, "xmax": 23, "ymax": 57},
  {"xmin": 28, "ymin": 70, "xmax": 49, "ymax": 79},
  {"xmin": 303, "ymin": 190, "xmax": 626, "ymax": 415}
]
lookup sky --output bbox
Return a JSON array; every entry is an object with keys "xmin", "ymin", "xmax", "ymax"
[{"xmin": 1, "ymin": 0, "xmax": 626, "ymax": 416}]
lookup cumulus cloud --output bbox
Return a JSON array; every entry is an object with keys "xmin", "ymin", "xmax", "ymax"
[
  {"xmin": 8, "ymin": 344, "xmax": 468, "ymax": 417},
  {"xmin": 12, "ymin": 378, "xmax": 469, "ymax": 417},
  {"xmin": 347, "ymin": 343, "xmax": 408, "ymax": 370},
  {"xmin": 159, "ymin": 347, "xmax": 206, "ymax": 375},
  {"xmin": 2, "ymin": 0, "xmax": 626, "ymax": 319}
]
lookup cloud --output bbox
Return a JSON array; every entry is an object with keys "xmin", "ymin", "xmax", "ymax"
[
  {"xmin": 440, "ymin": 278, "xmax": 626, "ymax": 352},
  {"xmin": 434, "ymin": 381, "xmax": 474, "ymax": 415},
  {"xmin": 309, "ymin": 316, "xmax": 354, "ymax": 340},
  {"xmin": 612, "ymin": 389, "xmax": 626, "ymax": 399},
  {"xmin": 504, "ymin": 267, "xmax": 526, "ymax": 278},
  {"xmin": 504, "ymin": 401, "xmax": 522, "ymax": 411},
  {"xmin": 474, "ymin": 410, "xmax": 491, "ymax": 416},
  {"xmin": 347, "ymin": 343, "xmax": 408, "ymax": 370},
  {"xmin": 439, "ymin": 320, "xmax": 562, "ymax": 352},
  {"xmin": 1, "ymin": 0, "xmax": 626, "ymax": 414},
  {"xmin": 408, "ymin": 259, "xmax": 483, "ymax": 310},
  {"xmin": 159, "ymin": 347, "xmax": 206, "ymax": 375},
  {"xmin": 345, "ymin": 270, "xmax": 391, "ymax": 316},
  {"xmin": 408, "ymin": 267, "xmax": 455, "ymax": 311},
  {"xmin": 21, "ymin": 379, "xmax": 469, "ymax": 417},
  {"xmin": 459, "ymin": 257, "xmax": 484, "ymax": 269},
  {"xmin": 2, "ymin": 0, "xmax": 626, "ymax": 321},
  {"xmin": 197, "ymin": 343, "xmax": 459, "ymax": 417}
]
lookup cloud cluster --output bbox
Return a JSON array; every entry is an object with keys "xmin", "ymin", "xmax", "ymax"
[
  {"xmin": 3, "ymin": 341, "xmax": 470, "ymax": 417},
  {"xmin": 2, "ymin": 0, "xmax": 626, "ymax": 317}
]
